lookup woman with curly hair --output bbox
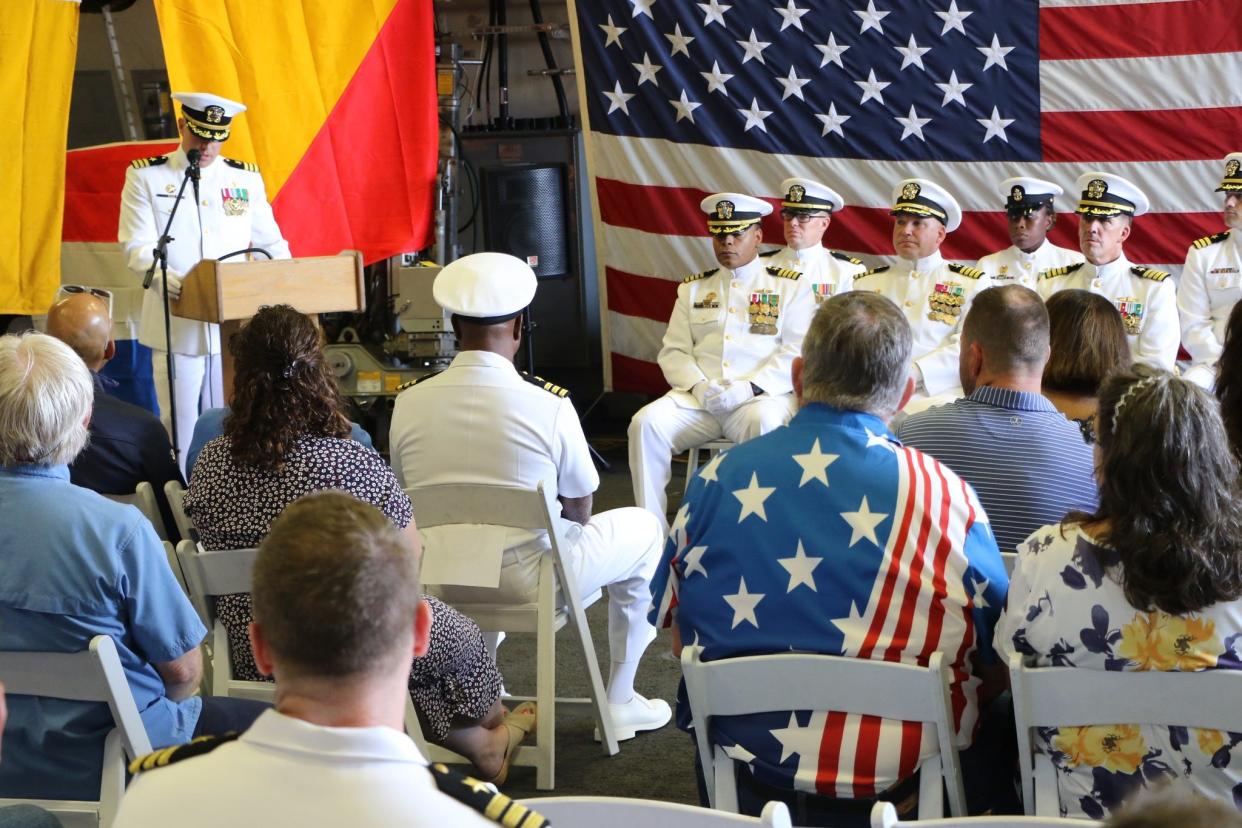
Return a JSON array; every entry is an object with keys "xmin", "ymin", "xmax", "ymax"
[
  {"xmin": 1042, "ymin": 289, "xmax": 1131, "ymax": 443},
  {"xmin": 185, "ymin": 305, "xmax": 534, "ymax": 783},
  {"xmin": 1214, "ymin": 302, "xmax": 1242, "ymax": 459},
  {"xmin": 997, "ymin": 368, "xmax": 1242, "ymax": 818}
]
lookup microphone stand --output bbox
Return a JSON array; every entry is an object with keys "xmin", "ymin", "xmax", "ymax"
[{"xmin": 143, "ymin": 151, "xmax": 199, "ymax": 460}]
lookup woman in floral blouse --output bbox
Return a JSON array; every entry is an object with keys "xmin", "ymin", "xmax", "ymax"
[{"xmin": 998, "ymin": 367, "xmax": 1242, "ymax": 819}]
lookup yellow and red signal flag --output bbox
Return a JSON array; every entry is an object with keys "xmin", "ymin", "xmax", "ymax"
[{"xmin": 152, "ymin": 0, "xmax": 437, "ymax": 264}]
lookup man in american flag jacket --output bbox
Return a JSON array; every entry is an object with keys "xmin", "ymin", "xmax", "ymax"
[{"xmin": 650, "ymin": 292, "xmax": 1008, "ymax": 819}]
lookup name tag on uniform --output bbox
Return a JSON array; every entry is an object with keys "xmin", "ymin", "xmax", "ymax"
[{"xmin": 221, "ymin": 188, "xmax": 250, "ymax": 216}]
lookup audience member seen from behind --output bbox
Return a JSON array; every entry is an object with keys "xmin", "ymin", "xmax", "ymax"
[
  {"xmin": 1042, "ymin": 289, "xmax": 1131, "ymax": 443},
  {"xmin": 46, "ymin": 291, "xmax": 183, "ymax": 539},
  {"xmin": 999, "ymin": 368, "xmax": 1242, "ymax": 820},
  {"xmin": 184, "ymin": 306, "xmax": 531, "ymax": 782},
  {"xmin": 897, "ymin": 285, "xmax": 1097, "ymax": 552},
  {"xmin": 651, "ymin": 293, "xmax": 1008, "ymax": 824},
  {"xmin": 0, "ymin": 334, "xmax": 261, "ymax": 802},
  {"xmin": 1214, "ymin": 301, "xmax": 1242, "ymax": 461},
  {"xmin": 115, "ymin": 493, "xmax": 539, "ymax": 828}
]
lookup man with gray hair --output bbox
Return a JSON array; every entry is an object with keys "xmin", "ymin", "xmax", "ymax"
[
  {"xmin": 897, "ymin": 285, "xmax": 1098, "ymax": 552},
  {"xmin": 0, "ymin": 333, "xmax": 264, "ymax": 803},
  {"xmin": 650, "ymin": 292, "xmax": 1007, "ymax": 819}
]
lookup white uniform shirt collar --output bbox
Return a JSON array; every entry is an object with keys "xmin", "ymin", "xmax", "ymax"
[
  {"xmin": 1009, "ymin": 243, "xmax": 1041, "ymax": 265},
  {"xmin": 896, "ymin": 249, "xmax": 945, "ymax": 273},
  {"xmin": 171, "ymin": 146, "xmax": 224, "ymax": 180},
  {"xmin": 1090, "ymin": 252, "xmax": 1131, "ymax": 282},
  {"xmin": 449, "ymin": 350, "xmax": 518, "ymax": 371},
  {"xmin": 784, "ymin": 245, "xmax": 826, "ymax": 266},
  {"xmin": 240, "ymin": 709, "xmax": 429, "ymax": 764},
  {"xmin": 730, "ymin": 256, "xmax": 764, "ymax": 281}
]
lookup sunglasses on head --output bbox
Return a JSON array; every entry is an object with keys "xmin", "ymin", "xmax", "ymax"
[{"xmin": 57, "ymin": 285, "xmax": 114, "ymax": 316}]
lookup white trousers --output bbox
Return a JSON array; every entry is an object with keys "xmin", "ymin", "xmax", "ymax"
[
  {"xmin": 437, "ymin": 507, "xmax": 664, "ymax": 663},
  {"xmin": 152, "ymin": 350, "xmax": 224, "ymax": 478},
  {"xmin": 627, "ymin": 392, "xmax": 797, "ymax": 531}
]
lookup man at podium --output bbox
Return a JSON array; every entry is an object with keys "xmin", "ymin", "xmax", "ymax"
[{"xmin": 118, "ymin": 91, "xmax": 290, "ymax": 473}]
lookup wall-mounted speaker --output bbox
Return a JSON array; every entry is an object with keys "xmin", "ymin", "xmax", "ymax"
[{"xmin": 480, "ymin": 163, "xmax": 569, "ymax": 279}]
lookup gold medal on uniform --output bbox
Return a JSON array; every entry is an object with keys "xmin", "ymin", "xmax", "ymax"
[
  {"xmin": 749, "ymin": 291, "xmax": 779, "ymax": 335},
  {"xmin": 1115, "ymin": 296, "xmax": 1144, "ymax": 335},
  {"xmin": 927, "ymin": 281, "xmax": 964, "ymax": 325},
  {"xmin": 221, "ymin": 187, "xmax": 250, "ymax": 216}
]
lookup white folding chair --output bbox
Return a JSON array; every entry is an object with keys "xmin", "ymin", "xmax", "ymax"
[
  {"xmin": 682, "ymin": 645, "xmax": 966, "ymax": 819},
  {"xmin": 0, "ymin": 635, "xmax": 154, "ymax": 828},
  {"xmin": 405, "ymin": 481, "xmax": 618, "ymax": 790},
  {"xmin": 522, "ymin": 796, "xmax": 792, "ymax": 827},
  {"xmin": 160, "ymin": 541, "xmax": 190, "ymax": 597},
  {"xmin": 1001, "ymin": 551, "xmax": 1017, "ymax": 577},
  {"xmin": 163, "ymin": 480, "xmax": 197, "ymax": 543},
  {"xmin": 684, "ymin": 439, "xmax": 734, "ymax": 495},
  {"xmin": 1010, "ymin": 653, "xmax": 1242, "ymax": 816},
  {"xmin": 103, "ymin": 481, "xmax": 166, "ymax": 541},
  {"xmin": 174, "ymin": 543, "xmax": 272, "ymax": 703},
  {"xmin": 869, "ymin": 801, "xmax": 1090, "ymax": 827}
]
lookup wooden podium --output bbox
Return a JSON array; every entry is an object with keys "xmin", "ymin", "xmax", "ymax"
[{"xmin": 172, "ymin": 251, "xmax": 365, "ymax": 402}]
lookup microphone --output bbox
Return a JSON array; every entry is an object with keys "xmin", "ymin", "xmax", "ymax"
[{"xmin": 186, "ymin": 148, "xmax": 201, "ymax": 201}]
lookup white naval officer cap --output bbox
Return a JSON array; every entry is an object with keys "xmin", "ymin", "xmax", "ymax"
[
  {"xmin": 1217, "ymin": 152, "xmax": 1242, "ymax": 193},
  {"xmin": 1074, "ymin": 171, "xmax": 1149, "ymax": 218},
  {"xmin": 172, "ymin": 92, "xmax": 247, "ymax": 141},
  {"xmin": 700, "ymin": 192, "xmax": 772, "ymax": 235},
  {"xmin": 1000, "ymin": 176, "xmax": 1063, "ymax": 215},
  {"xmin": 433, "ymin": 252, "xmax": 537, "ymax": 324},
  {"xmin": 779, "ymin": 177, "xmax": 844, "ymax": 214},
  {"xmin": 890, "ymin": 178, "xmax": 962, "ymax": 232}
]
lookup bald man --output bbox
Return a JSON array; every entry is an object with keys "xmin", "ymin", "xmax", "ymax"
[{"xmin": 47, "ymin": 294, "xmax": 183, "ymax": 538}]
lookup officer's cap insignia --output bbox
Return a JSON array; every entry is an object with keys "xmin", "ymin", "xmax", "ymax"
[
  {"xmin": 205, "ymin": 105, "xmax": 225, "ymax": 124},
  {"xmin": 788, "ymin": 184, "xmax": 805, "ymax": 203},
  {"xmin": 1228, "ymin": 160, "xmax": 1241, "ymax": 178},
  {"xmin": 1086, "ymin": 179, "xmax": 1107, "ymax": 199},
  {"xmin": 715, "ymin": 200, "xmax": 735, "ymax": 220},
  {"xmin": 901, "ymin": 182, "xmax": 920, "ymax": 201},
  {"xmin": 1011, "ymin": 185, "xmax": 1024, "ymax": 202}
]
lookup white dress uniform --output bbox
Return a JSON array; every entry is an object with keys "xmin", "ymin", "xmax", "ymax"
[
  {"xmin": 390, "ymin": 254, "xmax": 665, "ymax": 687},
  {"xmin": 1036, "ymin": 256, "xmax": 1178, "ymax": 371},
  {"xmin": 118, "ymin": 94, "xmax": 291, "ymax": 473},
  {"xmin": 1037, "ymin": 171, "xmax": 1179, "ymax": 372},
  {"xmin": 628, "ymin": 253, "xmax": 815, "ymax": 529},
  {"xmin": 854, "ymin": 252, "xmax": 991, "ymax": 397},
  {"xmin": 113, "ymin": 710, "xmax": 507, "ymax": 828},
  {"xmin": 764, "ymin": 245, "xmax": 865, "ymax": 300},
  {"xmin": 977, "ymin": 241, "xmax": 1083, "ymax": 288},
  {"xmin": 1179, "ymin": 230, "xmax": 1241, "ymax": 388}
]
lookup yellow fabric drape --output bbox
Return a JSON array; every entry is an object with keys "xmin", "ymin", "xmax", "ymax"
[{"xmin": 0, "ymin": 0, "xmax": 79, "ymax": 314}]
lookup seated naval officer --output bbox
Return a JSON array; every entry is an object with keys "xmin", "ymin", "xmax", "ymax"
[
  {"xmin": 389, "ymin": 253, "xmax": 672, "ymax": 741},
  {"xmin": 765, "ymin": 177, "xmax": 866, "ymax": 301},
  {"xmin": 1180, "ymin": 152, "xmax": 1242, "ymax": 389},
  {"xmin": 628, "ymin": 193, "xmax": 816, "ymax": 531},
  {"xmin": 1036, "ymin": 172, "xmax": 1179, "ymax": 372},
  {"xmin": 976, "ymin": 176, "xmax": 1083, "ymax": 287},
  {"xmin": 855, "ymin": 178, "xmax": 993, "ymax": 401}
]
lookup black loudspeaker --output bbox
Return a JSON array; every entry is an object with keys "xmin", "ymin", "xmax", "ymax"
[{"xmin": 480, "ymin": 163, "xmax": 569, "ymax": 279}]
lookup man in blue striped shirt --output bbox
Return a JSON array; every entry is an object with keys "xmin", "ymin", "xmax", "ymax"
[{"xmin": 895, "ymin": 285, "xmax": 1098, "ymax": 551}]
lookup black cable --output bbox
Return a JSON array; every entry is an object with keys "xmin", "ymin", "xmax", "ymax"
[
  {"xmin": 529, "ymin": 0, "xmax": 570, "ymax": 124},
  {"xmin": 439, "ymin": 116, "xmax": 481, "ymax": 234},
  {"xmin": 474, "ymin": 0, "xmax": 496, "ymax": 123}
]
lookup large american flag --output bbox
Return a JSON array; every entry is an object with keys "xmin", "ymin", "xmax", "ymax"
[{"xmin": 567, "ymin": 0, "xmax": 1242, "ymax": 395}]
